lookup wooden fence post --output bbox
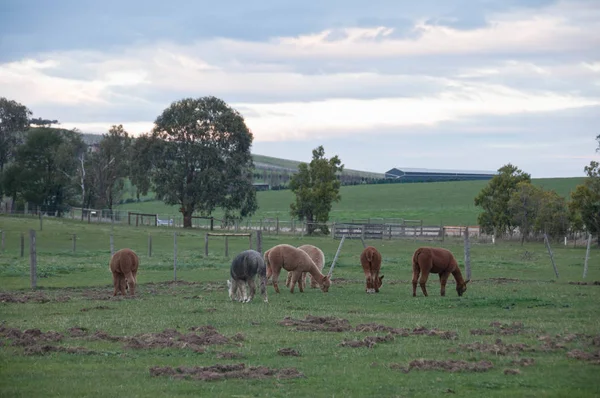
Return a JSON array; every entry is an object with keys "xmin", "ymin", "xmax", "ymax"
[
  {"xmin": 328, "ymin": 235, "xmax": 346, "ymax": 277},
  {"xmin": 225, "ymin": 236, "xmax": 229, "ymax": 257},
  {"xmin": 544, "ymin": 233, "xmax": 559, "ymax": 278},
  {"xmin": 20, "ymin": 233, "xmax": 25, "ymax": 257},
  {"xmin": 173, "ymin": 231, "xmax": 177, "ymax": 281},
  {"xmin": 110, "ymin": 234, "xmax": 114, "ymax": 256},
  {"xmin": 204, "ymin": 233, "xmax": 209, "ymax": 257},
  {"xmin": 583, "ymin": 234, "xmax": 592, "ymax": 278},
  {"xmin": 249, "ymin": 233, "xmax": 252, "ymax": 250},
  {"xmin": 256, "ymin": 230, "xmax": 263, "ymax": 255},
  {"xmin": 464, "ymin": 226, "xmax": 471, "ymax": 280},
  {"xmin": 39, "ymin": 211, "xmax": 43, "ymax": 231},
  {"xmin": 276, "ymin": 217, "xmax": 279, "ymax": 235},
  {"xmin": 148, "ymin": 234, "xmax": 152, "ymax": 257},
  {"xmin": 30, "ymin": 230, "xmax": 37, "ymax": 289},
  {"xmin": 72, "ymin": 234, "xmax": 76, "ymax": 252},
  {"xmin": 1, "ymin": 230, "xmax": 4, "ymax": 251}
]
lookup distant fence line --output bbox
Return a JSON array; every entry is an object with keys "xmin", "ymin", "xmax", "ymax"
[{"xmin": 0, "ymin": 206, "xmax": 590, "ymax": 245}]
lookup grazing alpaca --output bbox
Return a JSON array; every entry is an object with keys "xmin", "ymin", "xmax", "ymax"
[
  {"xmin": 109, "ymin": 248, "xmax": 139, "ymax": 296},
  {"xmin": 412, "ymin": 247, "xmax": 469, "ymax": 297},
  {"xmin": 360, "ymin": 246, "xmax": 384, "ymax": 293},
  {"xmin": 228, "ymin": 250, "xmax": 268, "ymax": 303},
  {"xmin": 264, "ymin": 244, "xmax": 331, "ymax": 293},
  {"xmin": 285, "ymin": 245, "xmax": 325, "ymax": 290}
]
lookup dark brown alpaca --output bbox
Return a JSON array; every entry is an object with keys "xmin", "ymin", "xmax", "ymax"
[
  {"xmin": 360, "ymin": 246, "xmax": 384, "ymax": 293},
  {"xmin": 412, "ymin": 247, "xmax": 469, "ymax": 297},
  {"xmin": 109, "ymin": 248, "xmax": 139, "ymax": 296}
]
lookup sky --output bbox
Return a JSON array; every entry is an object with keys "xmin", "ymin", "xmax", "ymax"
[{"xmin": 1, "ymin": 0, "xmax": 599, "ymax": 178}]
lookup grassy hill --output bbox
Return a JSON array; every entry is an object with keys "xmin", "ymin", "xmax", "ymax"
[
  {"xmin": 117, "ymin": 177, "xmax": 585, "ymax": 226},
  {"xmin": 252, "ymin": 154, "xmax": 384, "ymax": 178}
]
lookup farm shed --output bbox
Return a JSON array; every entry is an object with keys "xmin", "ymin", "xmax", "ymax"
[{"xmin": 384, "ymin": 167, "xmax": 497, "ymax": 183}]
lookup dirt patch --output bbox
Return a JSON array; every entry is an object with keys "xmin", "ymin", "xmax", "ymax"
[
  {"xmin": 80, "ymin": 305, "xmax": 114, "ymax": 312},
  {"xmin": 354, "ymin": 323, "xmax": 457, "ymax": 340},
  {"xmin": 67, "ymin": 327, "xmax": 88, "ymax": 337},
  {"xmin": 568, "ymin": 281, "xmax": 600, "ymax": 286},
  {"xmin": 80, "ymin": 289, "xmax": 114, "ymax": 301},
  {"xmin": 0, "ymin": 325, "xmax": 64, "ymax": 347},
  {"xmin": 278, "ymin": 348, "xmax": 300, "ymax": 356},
  {"xmin": 279, "ymin": 315, "xmax": 353, "ymax": 332},
  {"xmin": 387, "ymin": 280, "xmax": 411, "ymax": 285},
  {"xmin": 216, "ymin": 352, "xmax": 245, "ymax": 359},
  {"xmin": 340, "ymin": 333, "xmax": 395, "ymax": 348},
  {"xmin": 483, "ymin": 278, "xmax": 522, "ymax": 284},
  {"xmin": 390, "ymin": 359, "xmax": 494, "ymax": 373},
  {"xmin": 149, "ymin": 363, "xmax": 304, "ymax": 381},
  {"xmin": 504, "ymin": 368, "xmax": 521, "ymax": 375},
  {"xmin": 566, "ymin": 350, "xmax": 600, "ymax": 365},
  {"xmin": 471, "ymin": 321, "xmax": 526, "ymax": 336},
  {"xmin": 23, "ymin": 344, "xmax": 96, "ymax": 356},
  {"xmin": 330, "ymin": 278, "xmax": 358, "ymax": 285},
  {"xmin": 0, "ymin": 292, "xmax": 68, "ymax": 304},
  {"xmin": 124, "ymin": 327, "xmax": 231, "ymax": 353},
  {"xmin": 511, "ymin": 358, "xmax": 535, "ymax": 367},
  {"xmin": 232, "ymin": 333, "xmax": 245, "ymax": 342},
  {"xmin": 457, "ymin": 339, "xmax": 533, "ymax": 355}
]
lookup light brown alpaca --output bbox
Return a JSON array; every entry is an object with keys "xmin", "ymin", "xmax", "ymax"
[
  {"xmin": 285, "ymin": 245, "xmax": 325, "ymax": 290},
  {"xmin": 360, "ymin": 246, "xmax": 384, "ymax": 293},
  {"xmin": 109, "ymin": 248, "xmax": 139, "ymax": 296},
  {"xmin": 412, "ymin": 247, "xmax": 469, "ymax": 297},
  {"xmin": 264, "ymin": 244, "xmax": 331, "ymax": 293}
]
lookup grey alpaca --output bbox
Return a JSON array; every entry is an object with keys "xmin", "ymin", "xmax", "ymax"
[{"xmin": 228, "ymin": 250, "xmax": 268, "ymax": 303}]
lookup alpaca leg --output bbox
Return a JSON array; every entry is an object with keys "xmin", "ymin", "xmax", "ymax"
[
  {"xmin": 297, "ymin": 272, "xmax": 305, "ymax": 293},
  {"xmin": 285, "ymin": 272, "xmax": 292, "ymax": 287},
  {"xmin": 246, "ymin": 279, "xmax": 256, "ymax": 302},
  {"xmin": 289, "ymin": 271, "xmax": 302, "ymax": 293},
  {"xmin": 373, "ymin": 270, "xmax": 380, "ymax": 293},
  {"xmin": 240, "ymin": 283, "xmax": 248, "ymax": 301},
  {"xmin": 363, "ymin": 267, "xmax": 373, "ymax": 293},
  {"xmin": 271, "ymin": 268, "xmax": 282, "ymax": 294},
  {"xmin": 439, "ymin": 272, "xmax": 450, "ymax": 296},
  {"xmin": 419, "ymin": 271, "xmax": 430, "ymax": 297},
  {"xmin": 125, "ymin": 272, "xmax": 135, "ymax": 296},
  {"xmin": 118, "ymin": 275, "xmax": 127, "ymax": 296},
  {"xmin": 412, "ymin": 269, "xmax": 420, "ymax": 297},
  {"xmin": 112, "ymin": 272, "xmax": 120, "ymax": 296},
  {"xmin": 309, "ymin": 273, "xmax": 318, "ymax": 289}
]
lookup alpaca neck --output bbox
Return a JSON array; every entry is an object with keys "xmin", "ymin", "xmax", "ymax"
[
  {"xmin": 452, "ymin": 269, "xmax": 465, "ymax": 285},
  {"xmin": 307, "ymin": 263, "xmax": 326, "ymax": 282}
]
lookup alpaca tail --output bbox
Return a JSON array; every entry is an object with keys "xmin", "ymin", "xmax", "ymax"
[
  {"xmin": 412, "ymin": 248, "xmax": 424, "ymax": 268},
  {"xmin": 366, "ymin": 248, "xmax": 374, "ymax": 263},
  {"xmin": 264, "ymin": 251, "xmax": 272, "ymax": 280}
]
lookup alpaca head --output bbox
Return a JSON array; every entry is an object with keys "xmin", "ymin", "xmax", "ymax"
[
  {"xmin": 320, "ymin": 275, "xmax": 331, "ymax": 293},
  {"xmin": 456, "ymin": 279, "xmax": 469, "ymax": 296},
  {"xmin": 375, "ymin": 275, "xmax": 384, "ymax": 290}
]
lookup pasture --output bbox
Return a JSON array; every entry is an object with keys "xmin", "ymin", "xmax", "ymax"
[
  {"xmin": 1, "ymin": 216, "xmax": 599, "ymax": 397},
  {"xmin": 116, "ymin": 177, "xmax": 585, "ymax": 226}
]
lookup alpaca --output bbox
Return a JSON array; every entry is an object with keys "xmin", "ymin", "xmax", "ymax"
[
  {"xmin": 412, "ymin": 247, "xmax": 470, "ymax": 297},
  {"xmin": 360, "ymin": 246, "xmax": 384, "ymax": 293},
  {"xmin": 228, "ymin": 250, "xmax": 268, "ymax": 303},
  {"xmin": 109, "ymin": 248, "xmax": 139, "ymax": 296},
  {"xmin": 264, "ymin": 244, "xmax": 331, "ymax": 293},
  {"xmin": 285, "ymin": 245, "xmax": 325, "ymax": 290}
]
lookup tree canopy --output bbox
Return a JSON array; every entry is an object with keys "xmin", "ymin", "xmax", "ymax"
[
  {"xmin": 289, "ymin": 146, "xmax": 344, "ymax": 235},
  {"xmin": 146, "ymin": 96, "xmax": 258, "ymax": 228},
  {"xmin": 569, "ymin": 161, "xmax": 600, "ymax": 245},
  {"xmin": 474, "ymin": 163, "xmax": 531, "ymax": 236},
  {"xmin": 0, "ymin": 97, "xmax": 31, "ymax": 178}
]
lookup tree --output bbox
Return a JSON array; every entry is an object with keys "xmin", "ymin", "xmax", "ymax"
[
  {"xmin": 129, "ymin": 134, "xmax": 156, "ymax": 201},
  {"xmin": 534, "ymin": 189, "xmax": 569, "ymax": 239},
  {"xmin": 507, "ymin": 181, "xmax": 542, "ymax": 245},
  {"xmin": 5, "ymin": 128, "xmax": 84, "ymax": 215},
  {"xmin": 474, "ymin": 164, "xmax": 531, "ymax": 236},
  {"xmin": 569, "ymin": 161, "xmax": 600, "ymax": 245},
  {"xmin": 0, "ymin": 98, "xmax": 31, "ymax": 199},
  {"xmin": 30, "ymin": 117, "xmax": 59, "ymax": 127},
  {"xmin": 289, "ymin": 146, "xmax": 344, "ymax": 235},
  {"xmin": 147, "ymin": 96, "xmax": 258, "ymax": 228},
  {"xmin": 89, "ymin": 125, "xmax": 132, "ymax": 212},
  {"xmin": 596, "ymin": 134, "xmax": 599, "ymax": 152}
]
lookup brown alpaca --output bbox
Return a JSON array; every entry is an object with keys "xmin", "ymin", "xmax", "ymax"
[
  {"xmin": 285, "ymin": 245, "xmax": 325, "ymax": 290},
  {"xmin": 412, "ymin": 247, "xmax": 469, "ymax": 297},
  {"xmin": 109, "ymin": 248, "xmax": 139, "ymax": 296},
  {"xmin": 264, "ymin": 244, "xmax": 331, "ymax": 293},
  {"xmin": 360, "ymin": 246, "xmax": 384, "ymax": 293}
]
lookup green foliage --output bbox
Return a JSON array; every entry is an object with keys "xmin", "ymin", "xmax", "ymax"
[
  {"xmin": 0, "ymin": 97, "xmax": 31, "ymax": 196},
  {"xmin": 129, "ymin": 134, "xmax": 155, "ymax": 200},
  {"xmin": 474, "ymin": 164, "xmax": 531, "ymax": 236},
  {"xmin": 507, "ymin": 181, "xmax": 542, "ymax": 243},
  {"xmin": 569, "ymin": 161, "xmax": 600, "ymax": 245},
  {"xmin": 148, "ymin": 96, "xmax": 257, "ymax": 228},
  {"xmin": 3, "ymin": 128, "xmax": 85, "ymax": 214},
  {"xmin": 289, "ymin": 146, "xmax": 343, "ymax": 234}
]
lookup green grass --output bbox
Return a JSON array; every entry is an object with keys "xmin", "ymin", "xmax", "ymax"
[
  {"xmin": 1, "ymin": 216, "xmax": 599, "ymax": 397},
  {"xmin": 116, "ymin": 177, "xmax": 585, "ymax": 226}
]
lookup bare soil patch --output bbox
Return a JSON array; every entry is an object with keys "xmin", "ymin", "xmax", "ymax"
[
  {"xmin": 355, "ymin": 323, "xmax": 457, "ymax": 340},
  {"xmin": 67, "ymin": 327, "xmax": 88, "ymax": 337},
  {"xmin": 390, "ymin": 359, "xmax": 494, "ymax": 373},
  {"xmin": 568, "ymin": 281, "xmax": 600, "ymax": 286},
  {"xmin": 457, "ymin": 339, "xmax": 534, "ymax": 355},
  {"xmin": 23, "ymin": 344, "xmax": 96, "ymax": 356},
  {"xmin": 0, "ymin": 292, "xmax": 70, "ymax": 304},
  {"xmin": 216, "ymin": 352, "xmax": 245, "ymax": 359},
  {"xmin": 340, "ymin": 333, "xmax": 395, "ymax": 348},
  {"xmin": 482, "ymin": 278, "xmax": 521, "ymax": 284},
  {"xmin": 470, "ymin": 321, "xmax": 526, "ymax": 336},
  {"xmin": 0, "ymin": 325, "xmax": 64, "ymax": 347},
  {"xmin": 123, "ymin": 327, "xmax": 231, "ymax": 352},
  {"xmin": 511, "ymin": 358, "xmax": 535, "ymax": 367},
  {"xmin": 279, "ymin": 315, "xmax": 353, "ymax": 332},
  {"xmin": 566, "ymin": 350, "xmax": 600, "ymax": 365},
  {"xmin": 80, "ymin": 305, "xmax": 114, "ymax": 312},
  {"xmin": 149, "ymin": 363, "xmax": 304, "ymax": 381},
  {"xmin": 503, "ymin": 368, "xmax": 521, "ymax": 375},
  {"xmin": 278, "ymin": 348, "xmax": 301, "ymax": 356}
]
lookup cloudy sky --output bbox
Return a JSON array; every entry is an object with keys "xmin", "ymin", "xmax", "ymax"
[{"xmin": 1, "ymin": 0, "xmax": 599, "ymax": 177}]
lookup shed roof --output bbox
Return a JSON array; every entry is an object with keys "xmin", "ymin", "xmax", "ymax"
[{"xmin": 389, "ymin": 167, "xmax": 497, "ymax": 175}]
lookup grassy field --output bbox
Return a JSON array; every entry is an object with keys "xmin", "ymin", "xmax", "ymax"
[
  {"xmin": 117, "ymin": 177, "xmax": 585, "ymax": 226},
  {"xmin": 1, "ymin": 216, "xmax": 599, "ymax": 397}
]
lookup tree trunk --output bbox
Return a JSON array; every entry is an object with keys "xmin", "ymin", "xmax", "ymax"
[{"xmin": 182, "ymin": 208, "xmax": 193, "ymax": 228}]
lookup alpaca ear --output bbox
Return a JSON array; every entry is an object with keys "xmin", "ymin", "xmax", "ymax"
[
  {"xmin": 465, "ymin": 279, "xmax": 470, "ymax": 284},
  {"xmin": 380, "ymin": 275, "xmax": 384, "ymax": 280}
]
